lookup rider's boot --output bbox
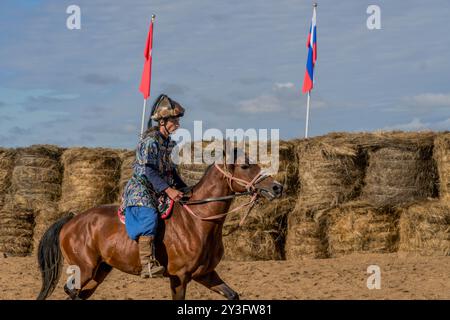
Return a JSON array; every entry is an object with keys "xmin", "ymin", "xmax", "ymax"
[{"xmin": 138, "ymin": 235, "xmax": 165, "ymax": 278}]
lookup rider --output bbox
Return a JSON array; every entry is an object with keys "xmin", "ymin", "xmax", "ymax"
[{"xmin": 121, "ymin": 94, "xmax": 187, "ymax": 278}]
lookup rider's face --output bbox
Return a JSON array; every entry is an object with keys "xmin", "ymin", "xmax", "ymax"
[{"xmin": 162, "ymin": 117, "xmax": 180, "ymax": 134}]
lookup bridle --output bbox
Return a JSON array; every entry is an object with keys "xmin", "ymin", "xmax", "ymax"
[
  {"xmin": 214, "ymin": 162, "xmax": 271, "ymax": 193},
  {"xmin": 180, "ymin": 162, "xmax": 272, "ymax": 226}
]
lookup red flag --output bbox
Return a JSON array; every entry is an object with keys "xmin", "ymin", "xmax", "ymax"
[{"xmin": 139, "ymin": 18, "xmax": 154, "ymax": 99}]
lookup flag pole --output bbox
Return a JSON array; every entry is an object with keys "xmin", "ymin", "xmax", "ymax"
[
  {"xmin": 305, "ymin": 90, "xmax": 311, "ymax": 138},
  {"xmin": 139, "ymin": 14, "xmax": 155, "ymax": 139},
  {"xmin": 304, "ymin": 3, "xmax": 317, "ymax": 139},
  {"xmin": 140, "ymin": 98, "xmax": 147, "ymax": 138}
]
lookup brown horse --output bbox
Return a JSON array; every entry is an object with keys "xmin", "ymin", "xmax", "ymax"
[{"xmin": 36, "ymin": 152, "xmax": 283, "ymax": 300}]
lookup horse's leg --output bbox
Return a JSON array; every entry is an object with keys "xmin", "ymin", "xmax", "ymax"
[
  {"xmin": 64, "ymin": 284, "xmax": 81, "ymax": 300},
  {"xmin": 63, "ymin": 263, "xmax": 97, "ymax": 300},
  {"xmin": 194, "ymin": 271, "xmax": 239, "ymax": 300},
  {"xmin": 78, "ymin": 263, "xmax": 113, "ymax": 300},
  {"xmin": 169, "ymin": 275, "xmax": 189, "ymax": 300}
]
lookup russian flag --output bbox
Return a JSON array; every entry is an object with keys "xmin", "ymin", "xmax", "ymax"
[{"xmin": 302, "ymin": 6, "xmax": 317, "ymax": 93}]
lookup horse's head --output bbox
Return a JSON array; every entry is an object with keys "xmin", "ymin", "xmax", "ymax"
[{"xmin": 219, "ymin": 148, "xmax": 283, "ymax": 201}]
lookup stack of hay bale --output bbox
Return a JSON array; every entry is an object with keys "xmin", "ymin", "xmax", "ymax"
[
  {"xmin": 0, "ymin": 145, "xmax": 63, "ymax": 256},
  {"xmin": 223, "ymin": 141, "xmax": 298, "ymax": 261},
  {"xmin": 398, "ymin": 132, "xmax": 450, "ymax": 256},
  {"xmin": 0, "ymin": 130, "xmax": 445, "ymax": 259},
  {"xmin": 59, "ymin": 148, "xmax": 121, "ymax": 214},
  {"xmin": 324, "ymin": 132, "xmax": 437, "ymax": 257},
  {"xmin": 285, "ymin": 133, "xmax": 365, "ymax": 259}
]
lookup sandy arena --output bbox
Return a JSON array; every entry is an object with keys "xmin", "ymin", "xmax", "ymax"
[{"xmin": 1, "ymin": 253, "xmax": 449, "ymax": 300}]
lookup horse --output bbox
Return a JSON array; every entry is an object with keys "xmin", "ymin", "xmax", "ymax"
[{"xmin": 36, "ymin": 150, "xmax": 283, "ymax": 300}]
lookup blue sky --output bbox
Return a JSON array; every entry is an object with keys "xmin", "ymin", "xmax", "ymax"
[{"xmin": 0, "ymin": 0, "xmax": 449, "ymax": 148}]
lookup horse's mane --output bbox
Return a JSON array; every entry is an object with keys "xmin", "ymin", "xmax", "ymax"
[{"xmin": 190, "ymin": 163, "xmax": 215, "ymax": 192}]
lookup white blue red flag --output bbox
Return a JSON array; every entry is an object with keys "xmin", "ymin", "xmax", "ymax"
[{"xmin": 302, "ymin": 6, "xmax": 317, "ymax": 93}]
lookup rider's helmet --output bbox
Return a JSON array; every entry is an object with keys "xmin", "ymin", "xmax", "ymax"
[{"xmin": 149, "ymin": 94, "xmax": 185, "ymax": 126}]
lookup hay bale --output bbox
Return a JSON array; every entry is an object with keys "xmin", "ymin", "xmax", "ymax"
[
  {"xmin": 0, "ymin": 148, "xmax": 16, "ymax": 209},
  {"xmin": 268, "ymin": 141, "xmax": 299, "ymax": 196},
  {"xmin": 222, "ymin": 196, "xmax": 293, "ymax": 261},
  {"xmin": 361, "ymin": 135, "xmax": 437, "ymax": 207},
  {"xmin": 10, "ymin": 145, "xmax": 63, "ymax": 212},
  {"xmin": 399, "ymin": 200, "xmax": 450, "ymax": 256},
  {"xmin": 434, "ymin": 132, "xmax": 450, "ymax": 202},
  {"xmin": 325, "ymin": 201, "xmax": 399, "ymax": 257},
  {"xmin": 176, "ymin": 141, "xmax": 210, "ymax": 186},
  {"xmin": 178, "ymin": 163, "xmax": 209, "ymax": 186},
  {"xmin": 285, "ymin": 204, "xmax": 328, "ymax": 259},
  {"xmin": 2, "ymin": 145, "xmax": 64, "ymax": 255},
  {"xmin": 116, "ymin": 150, "xmax": 135, "ymax": 203},
  {"xmin": 59, "ymin": 148, "xmax": 121, "ymax": 214},
  {"xmin": 0, "ymin": 199, "xmax": 34, "ymax": 256},
  {"xmin": 295, "ymin": 133, "xmax": 365, "ymax": 211},
  {"xmin": 32, "ymin": 202, "xmax": 65, "ymax": 252}
]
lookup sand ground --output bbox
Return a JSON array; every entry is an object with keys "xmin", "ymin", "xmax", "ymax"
[{"xmin": 0, "ymin": 253, "xmax": 449, "ymax": 300}]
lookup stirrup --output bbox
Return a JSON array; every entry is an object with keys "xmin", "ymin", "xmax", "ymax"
[{"xmin": 148, "ymin": 261, "xmax": 165, "ymax": 278}]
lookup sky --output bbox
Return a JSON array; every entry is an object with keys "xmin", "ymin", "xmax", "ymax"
[{"xmin": 0, "ymin": 0, "xmax": 449, "ymax": 149}]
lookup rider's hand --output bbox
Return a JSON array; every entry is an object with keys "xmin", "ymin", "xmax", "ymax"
[{"xmin": 165, "ymin": 187, "xmax": 184, "ymax": 202}]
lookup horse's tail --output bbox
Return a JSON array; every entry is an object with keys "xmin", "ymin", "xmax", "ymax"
[{"xmin": 36, "ymin": 212, "xmax": 75, "ymax": 300}]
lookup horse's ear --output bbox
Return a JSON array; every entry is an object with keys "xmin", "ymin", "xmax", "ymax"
[
  {"xmin": 233, "ymin": 147, "xmax": 238, "ymax": 163},
  {"xmin": 221, "ymin": 145, "xmax": 239, "ymax": 166}
]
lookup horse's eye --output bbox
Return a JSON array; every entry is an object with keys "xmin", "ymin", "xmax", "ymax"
[{"xmin": 241, "ymin": 164, "xmax": 250, "ymax": 169}]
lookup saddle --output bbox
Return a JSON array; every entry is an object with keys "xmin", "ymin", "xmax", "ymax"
[{"xmin": 117, "ymin": 186, "xmax": 193, "ymax": 224}]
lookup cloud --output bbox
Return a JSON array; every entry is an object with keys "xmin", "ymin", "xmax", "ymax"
[
  {"xmin": 124, "ymin": 124, "xmax": 138, "ymax": 133},
  {"xmin": 2, "ymin": 1, "xmax": 450, "ymax": 147},
  {"xmin": 81, "ymin": 73, "xmax": 120, "ymax": 85},
  {"xmin": 237, "ymin": 76, "xmax": 270, "ymax": 86},
  {"xmin": 274, "ymin": 82, "xmax": 295, "ymax": 89},
  {"xmin": 0, "ymin": 114, "xmax": 15, "ymax": 127},
  {"xmin": 383, "ymin": 118, "xmax": 428, "ymax": 131},
  {"xmin": 159, "ymin": 83, "xmax": 188, "ymax": 96},
  {"xmin": 237, "ymin": 82, "xmax": 327, "ymax": 116},
  {"xmin": 0, "ymin": 134, "xmax": 17, "ymax": 145},
  {"xmin": 388, "ymin": 92, "xmax": 450, "ymax": 117},
  {"xmin": 79, "ymin": 105, "xmax": 109, "ymax": 119},
  {"xmin": 0, "ymin": 101, "xmax": 5, "ymax": 108},
  {"xmin": 383, "ymin": 117, "xmax": 450, "ymax": 131},
  {"xmin": 405, "ymin": 93, "xmax": 450, "ymax": 107},
  {"xmin": 37, "ymin": 117, "xmax": 71, "ymax": 129},
  {"xmin": 434, "ymin": 118, "xmax": 450, "ymax": 130},
  {"xmin": 238, "ymin": 95, "xmax": 282, "ymax": 113},
  {"xmin": 23, "ymin": 91, "xmax": 80, "ymax": 111},
  {"xmin": 9, "ymin": 126, "xmax": 32, "ymax": 136}
]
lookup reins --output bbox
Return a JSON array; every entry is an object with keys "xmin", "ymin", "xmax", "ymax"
[
  {"xmin": 180, "ymin": 162, "xmax": 271, "ymax": 225},
  {"xmin": 179, "ymin": 190, "xmax": 253, "ymax": 205}
]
